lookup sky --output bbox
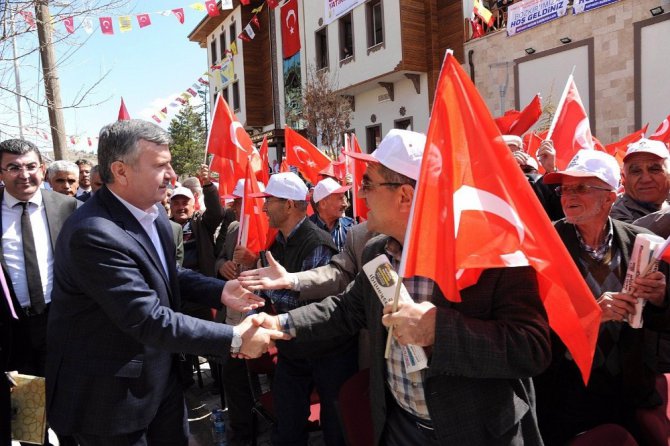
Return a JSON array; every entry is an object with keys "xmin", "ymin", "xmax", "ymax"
[{"xmin": 0, "ymin": 0, "xmax": 212, "ymax": 154}]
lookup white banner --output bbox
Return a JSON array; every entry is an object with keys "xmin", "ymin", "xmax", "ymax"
[
  {"xmin": 507, "ymin": 0, "xmax": 569, "ymax": 36},
  {"xmin": 324, "ymin": 0, "xmax": 366, "ymax": 25},
  {"xmin": 573, "ymin": 0, "xmax": 620, "ymax": 14}
]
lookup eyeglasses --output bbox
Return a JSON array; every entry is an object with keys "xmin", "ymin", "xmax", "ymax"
[
  {"xmin": 0, "ymin": 163, "xmax": 42, "ymax": 176},
  {"xmin": 359, "ymin": 180, "xmax": 407, "ymax": 192},
  {"xmin": 556, "ymin": 184, "xmax": 613, "ymax": 196}
]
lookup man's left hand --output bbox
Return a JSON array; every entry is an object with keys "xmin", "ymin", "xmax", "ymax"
[
  {"xmin": 233, "ymin": 245, "xmax": 259, "ymax": 268},
  {"xmin": 633, "ymin": 271, "xmax": 666, "ymax": 307},
  {"xmin": 221, "ymin": 279, "xmax": 265, "ymax": 312},
  {"xmin": 381, "ymin": 301, "xmax": 437, "ymax": 347}
]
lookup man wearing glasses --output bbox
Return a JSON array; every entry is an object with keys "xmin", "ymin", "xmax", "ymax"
[
  {"xmin": 0, "ymin": 138, "xmax": 80, "ymax": 446},
  {"xmin": 537, "ymin": 149, "xmax": 669, "ymax": 444}
]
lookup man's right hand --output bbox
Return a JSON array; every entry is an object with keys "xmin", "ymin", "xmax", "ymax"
[
  {"xmin": 219, "ymin": 260, "xmax": 240, "ymax": 280},
  {"xmin": 238, "ymin": 252, "xmax": 293, "ymax": 290},
  {"xmin": 536, "ymin": 140, "xmax": 556, "ymax": 173},
  {"xmin": 233, "ymin": 313, "xmax": 290, "ymax": 358}
]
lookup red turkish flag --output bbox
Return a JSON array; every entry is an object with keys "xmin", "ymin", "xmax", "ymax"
[
  {"xmin": 267, "ymin": 0, "xmax": 280, "ymax": 8},
  {"xmin": 118, "ymin": 97, "xmax": 131, "ymax": 121},
  {"xmin": 137, "ymin": 13, "xmax": 151, "ymax": 28},
  {"xmin": 494, "ymin": 110, "xmax": 520, "ymax": 135},
  {"xmin": 649, "ymin": 114, "xmax": 670, "ymax": 144},
  {"xmin": 63, "ymin": 17, "xmax": 75, "ymax": 34},
  {"xmin": 346, "ymin": 134, "xmax": 368, "ymax": 220},
  {"xmin": 281, "ymin": 0, "xmax": 301, "ymax": 59},
  {"xmin": 258, "ymin": 136, "xmax": 270, "ymax": 186},
  {"xmin": 547, "ymin": 76, "xmax": 594, "ymax": 170},
  {"xmin": 172, "ymin": 8, "xmax": 185, "ymax": 24},
  {"xmin": 280, "ymin": 158, "xmax": 290, "ymax": 173},
  {"xmin": 401, "ymin": 52, "xmax": 600, "ymax": 383},
  {"xmin": 239, "ymin": 160, "xmax": 273, "ymax": 254},
  {"xmin": 508, "ymin": 95, "xmax": 542, "ymax": 136},
  {"xmin": 209, "ymin": 155, "xmax": 237, "ymax": 200},
  {"xmin": 284, "ymin": 128, "xmax": 331, "ymax": 184},
  {"xmin": 99, "ymin": 17, "xmax": 114, "ymax": 35},
  {"xmin": 604, "ymin": 125, "xmax": 648, "ymax": 157},
  {"xmin": 206, "ymin": 93, "xmax": 261, "ymax": 180},
  {"xmin": 205, "ymin": 0, "xmax": 220, "ymax": 17}
]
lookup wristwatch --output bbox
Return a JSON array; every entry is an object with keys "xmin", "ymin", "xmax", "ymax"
[{"xmin": 231, "ymin": 327, "xmax": 242, "ymax": 354}]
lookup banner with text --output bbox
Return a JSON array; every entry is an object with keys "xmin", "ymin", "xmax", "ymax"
[
  {"xmin": 324, "ymin": 0, "xmax": 366, "ymax": 25},
  {"xmin": 507, "ymin": 0, "xmax": 569, "ymax": 36},
  {"xmin": 572, "ymin": 0, "xmax": 620, "ymax": 15}
]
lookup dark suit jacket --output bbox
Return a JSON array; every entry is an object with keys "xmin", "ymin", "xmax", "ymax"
[
  {"xmin": 46, "ymin": 186, "xmax": 233, "ymax": 436},
  {"xmin": 288, "ymin": 236, "xmax": 551, "ymax": 445}
]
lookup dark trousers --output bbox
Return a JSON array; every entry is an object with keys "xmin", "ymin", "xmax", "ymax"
[
  {"xmin": 1, "ymin": 374, "xmax": 10, "ymax": 446},
  {"xmin": 221, "ymin": 357, "xmax": 253, "ymax": 442},
  {"xmin": 73, "ymin": 373, "xmax": 189, "ymax": 446},
  {"xmin": 382, "ymin": 397, "xmax": 439, "ymax": 446},
  {"xmin": 271, "ymin": 347, "xmax": 358, "ymax": 446}
]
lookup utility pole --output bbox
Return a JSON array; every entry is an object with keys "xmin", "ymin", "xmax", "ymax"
[{"xmin": 35, "ymin": 0, "xmax": 67, "ymax": 159}]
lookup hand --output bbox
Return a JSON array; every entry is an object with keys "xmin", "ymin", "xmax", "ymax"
[
  {"xmin": 381, "ymin": 301, "xmax": 437, "ymax": 347},
  {"xmin": 513, "ymin": 151, "xmax": 532, "ymax": 167},
  {"xmin": 198, "ymin": 164, "xmax": 212, "ymax": 186},
  {"xmin": 632, "ymin": 271, "xmax": 666, "ymax": 307},
  {"xmin": 221, "ymin": 280, "xmax": 265, "ymax": 313},
  {"xmin": 344, "ymin": 173, "xmax": 354, "ymax": 186},
  {"xmin": 597, "ymin": 291, "xmax": 637, "ymax": 323},
  {"xmin": 250, "ymin": 312, "xmax": 284, "ymax": 332},
  {"xmin": 536, "ymin": 140, "xmax": 556, "ymax": 173},
  {"xmin": 233, "ymin": 245, "xmax": 259, "ymax": 268},
  {"xmin": 219, "ymin": 260, "xmax": 240, "ymax": 280},
  {"xmin": 238, "ymin": 251, "xmax": 292, "ymax": 291},
  {"xmin": 234, "ymin": 315, "xmax": 290, "ymax": 359}
]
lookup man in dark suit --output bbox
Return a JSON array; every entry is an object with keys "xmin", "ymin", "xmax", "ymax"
[
  {"xmin": 248, "ymin": 129, "xmax": 551, "ymax": 445},
  {"xmin": 0, "ymin": 138, "xmax": 80, "ymax": 446},
  {"xmin": 45, "ymin": 119, "xmax": 287, "ymax": 446}
]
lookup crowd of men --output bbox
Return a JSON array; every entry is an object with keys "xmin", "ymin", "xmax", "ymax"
[{"xmin": 1, "ymin": 118, "xmax": 669, "ymax": 446}]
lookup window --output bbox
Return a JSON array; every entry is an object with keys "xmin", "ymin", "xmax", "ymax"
[
  {"xmin": 339, "ymin": 13, "xmax": 353, "ymax": 60},
  {"xmin": 232, "ymin": 82, "xmax": 240, "ymax": 113},
  {"xmin": 366, "ymin": 125, "xmax": 381, "ymax": 153},
  {"xmin": 394, "ymin": 118, "xmax": 412, "ymax": 130},
  {"xmin": 222, "ymin": 86, "xmax": 229, "ymax": 105},
  {"xmin": 367, "ymin": 0, "xmax": 383, "ymax": 47},
  {"xmin": 210, "ymin": 38, "xmax": 217, "ymax": 64},
  {"xmin": 219, "ymin": 32, "xmax": 226, "ymax": 60},
  {"xmin": 315, "ymin": 28, "xmax": 328, "ymax": 69},
  {"xmin": 229, "ymin": 22, "xmax": 237, "ymax": 44}
]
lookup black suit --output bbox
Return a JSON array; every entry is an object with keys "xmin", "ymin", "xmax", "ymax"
[{"xmin": 46, "ymin": 186, "xmax": 233, "ymax": 441}]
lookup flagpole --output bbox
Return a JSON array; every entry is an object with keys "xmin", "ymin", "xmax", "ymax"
[{"xmin": 384, "ymin": 277, "xmax": 404, "ymax": 359}]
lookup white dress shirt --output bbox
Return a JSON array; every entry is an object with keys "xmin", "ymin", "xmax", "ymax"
[
  {"xmin": 1, "ymin": 190, "xmax": 53, "ymax": 308},
  {"xmin": 109, "ymin": 190, "xmax": 169, "ymax": 276}
]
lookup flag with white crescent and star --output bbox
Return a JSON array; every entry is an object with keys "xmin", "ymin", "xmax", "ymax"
[
  {"xmin": 281, "ymin": 0, "xmax": 301, "ymax": 59},
  {"xmin": 284, "ymin": 127, "xmax": 331, "ymax": 184}
]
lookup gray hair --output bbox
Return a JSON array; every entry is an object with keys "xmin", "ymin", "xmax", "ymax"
[
  {"xmin": 97, "ymin": 119, "xmax": 171, "ymax": 184},
  {"xmin": 47, "ymin": 160, "xmax": 79, "ymax": 177},
  {"xmin": 182, "ymin": 177, "xmax": 203, "ymax": 196}
]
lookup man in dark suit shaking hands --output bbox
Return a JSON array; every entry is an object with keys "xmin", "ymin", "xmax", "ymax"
[{"xmin": 46, "ymin": 119, "xmax": 286, "ymax": 446}]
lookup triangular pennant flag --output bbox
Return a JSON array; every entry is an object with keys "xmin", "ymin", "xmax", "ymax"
[
  {"xmin": 137, "ymin": 13, "xmax": 151, "ymax": 28},
  {"xmin": 230, "ymin": 41, "xmax": 238, "ymax": 55},
  {"xmin": 221, "ymin": 0, "xmax": 233, "ymax": 10},
  {"xmin": 252, "ymin": 3, "xmax": 265, "ymax": 13},
  {"xmin": 82, "ymin": 17, "xmax": 93, "ymax": 34},
  {"xmin": 99, "ymin": 17, "xmax": 114, "ymax": 35},
  {"xmin": 190, "ymin": 3, "xmax": 206, "ymax": 12},
  {"xmin": 151, "ymin": 115, "xmax": 161, "ymax": 123},
  {"xmin": 267, "ymin": 0, "xmax": 280, "ymax": 9},
  {"xmin": 250, "ymin": 14, "xmax": 260, "ymax": 30},
  {"xmin": 205, "ymin": 0, "xmax": 220, "ymax": 17},
  {"xmin": 118, "ymin": 16, "xmax": 132, "ymax": 33},
  {"xmin": 244, "ymin": 23, "xmax": 256, "ymax": 40},
  {"xmin": 87, "ymin": 137, "xmax": 93, "ymax": 147},
  {"xmin": 19, "ymin": 11, "xmax": 35, "ymax": 28},
  {"xmin": 187, "ymin": 88, "xmax": 198, "ymax": 97},
  {"xmin": 118, "ymin": 97, "xmax": 131, "ymax": 121},
  {"xmin": 400, "ymin": 51, "xmax": 600, "ymax": 384},
  {"xmin": 172, "ymin": 8, "xmax": 185, "ymax": 24},
  {"xmin": 238, "ymin": 31, "xmax": 251, "ymax": 42},
  {"xmin": 284, "ymin": 127, "xmax": 331, "ymax": 184},
  {"xmin": 63, "ymin": 16, "xmax": 75, "ymax": 34}
]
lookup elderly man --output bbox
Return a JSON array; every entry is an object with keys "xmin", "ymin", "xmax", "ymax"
[
  {"xmin": 45, "ymin": 120, "xmax": 285, "ymax": 445},
  {"xmin": 310, "ymin": 177, "xmax": 354, "ymax": 252},
  {"xmin": 611, "ymin": 138, "xmax": 670, "ymax": 223},
  {"xmin": 537, "ymin": 149, "xmax": 669, "ymax": 445},
  {"xmin": 247, "ymin": 129, "xmax": 550, "ymax": 445},
  {"xmin": 47, "ymin": 160, "xmax": 80, "ymax": 197}
]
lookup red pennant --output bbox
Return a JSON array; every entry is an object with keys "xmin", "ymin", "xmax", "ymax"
[
  {"xmin": 470, "ymin": 18, "xmax": 484, "ymax": 39},
  {"xmin": 649, "ymin": 114, "xmax": 670, "ymax": 144},
  {"xmin": 547, "ymin": 76, "xmax": 593, "ymax": 170},
  {"xmin": 69, "ymin": 136, "xmax": 76, "ymax": 145},
  {"xmin": 187, "ymin": 88, "xmax": 197, "ymax": 97},
  {"xmin": 151, "ymin": 115, "xmax": 161, "ymax": 123},
  {"xmin": 284, "ymin": 128, "xmax": 331, "ymax": 184},
  {"xmin": 19, "ymin": 11, "xmax": 35, "ymax": 28},
  {"xmin": 87, "ymin": 137, "xmax": 92, "ymax": 147},
  {"xmin": 267, "ymin": 0, "xmax": 280, "ymax": 8},
  {"xmin": 99, "ymin": 17, "xmax": 114, "ymax": 35},
  {"xmin": 280, "ymin": 157, "xmax": 290, "ymax": 173},
  {"xmin": 172, "ymin": 8, "xmax": 185, "ymax": 24},
  {"xmin": 118, "ymin": 97, "xmax": 131, "ymax": 121},
  {"xmin": 280, "ymin": 0, "xmax": 301, "ymax": 58},
  {"xmin": 347, "ymin": 134, "xmax": 368, "ymax": 220},
  {"xmin": 508, "ymin": 95, "xmax": 542, "ymax": 136},
  {"xmin": 250, "ymin": 14, "xmax": 260, "ymax": 29},
  {"xmin": 401, "ymin": 52, "xmax": 600, "ymax": 384},
  {"xmin": 209, "ymin": 155, "xmax": 237, "ymax": 200},
  {"xmin": 137, "ymin": 13, "xmax": 151, "ymax": 28},
  {"xmin": 258, "ymin": 136, "xmax": 270, "ymax": 186},
  {"xmin": 205, "ymin": 0, "xmax": 220, "ymax": 17},
  {"xmin": 238, "ymin": 32, "xmax": 251, "ymax": 42},
  {"xmin": 63, "ymin": 16, "xmax": 75, "ymax": 34}
]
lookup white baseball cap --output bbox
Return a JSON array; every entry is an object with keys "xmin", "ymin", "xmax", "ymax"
[
  {"xmin": 502, "ymin": 134, "xmax": 523, "ymax": 148},
  {"xmin": 544, "ymin": 149, "xmax": 620, "ymax": 190},
  {"xmin": 249, "ymin": 172, "xmax": 308, "ymax": 201},
  {"xmin": 623, "ymin": 138, "xmax": 669, "ymax": 162},
  {"xmin": 170, "ymin": 186, "xmax": 194, "ymax": 201},
  {"xmin": 312, "ymin": 177, "xmax": 351, "ymax": 203},
  {"xmin": 346, "ymin": 129, "xmax": 426, "ymax": 180},
  {"xmin": 222, "ymin": 179, "xmax": 265, "ymax": 200}
]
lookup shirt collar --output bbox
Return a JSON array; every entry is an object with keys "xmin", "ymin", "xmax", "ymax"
[
  {"xmin": 109, "ymin": 189, "xmax": 159, "ymax": 225},
  {"xmin": 4, "ymin": 189, "xmax": 43, "ymax": 208},
  {"xmin": 384, "ymin": 237, "xmax": 403, "ymax": 263},
  {"xmin": 574, "ymin": 217, "xmax": 614, "ymax": 261},
  {"xmin": 276, "ymin": 216, "xmax": 307, "ymax": 244}
]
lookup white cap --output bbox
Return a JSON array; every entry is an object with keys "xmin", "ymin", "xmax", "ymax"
[
  {"xmin": 222, "ymin": 179, "xmax": 265, "ymax": 199},
  {"xmin": 250, "ymin": 172, "xmax": 308, "ymax": 201},
  {"xmin": 313, "ymin": 177, "xmax": 351, "ymax": 203},
  {"xmin": 347, "ymin": 129, "xmax": 426, "ymax": 180},
  {"xmin": 623, "ymin": 138, "xmax": 669, "ymax": 162},
  {"xmin": 544, "ymin": 149, "xmax": 620, "ymax": 190},
  {"xmin": 502, "ymin": 134, "xmax": 523, "ymax": 148},
  {"xmin": 170, "ymin": 186, "xmax": 194, "ymax": 201}
]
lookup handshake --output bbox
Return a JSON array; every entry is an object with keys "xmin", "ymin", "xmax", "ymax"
[{"xmin": 232, "ymin": 312, "xmax": 289, "ymax": 359}]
